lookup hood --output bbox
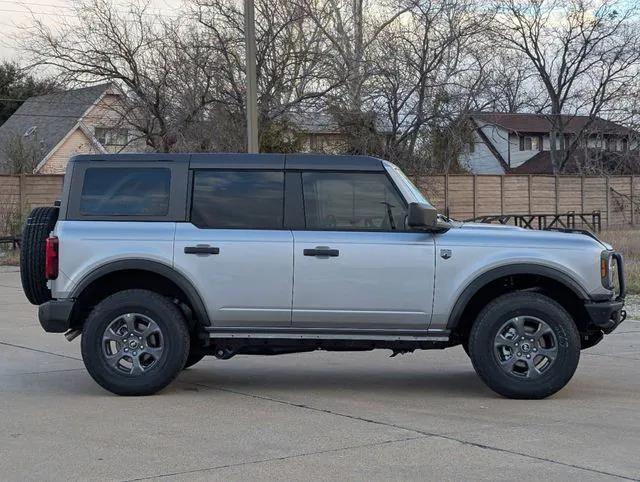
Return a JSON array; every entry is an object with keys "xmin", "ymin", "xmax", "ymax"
[{"xmin": 444, "ymin": 222, "xmax": 610, "ymax": 250}]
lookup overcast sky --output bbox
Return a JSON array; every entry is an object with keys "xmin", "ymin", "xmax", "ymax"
[{"xmin": 0, "ymin": 0, "xmax": 184, "ymax": 61}]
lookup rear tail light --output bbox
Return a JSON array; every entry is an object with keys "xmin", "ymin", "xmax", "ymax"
[{"xmin": 45, "ymin": 236, "xmax": 59, "ymax": 280}]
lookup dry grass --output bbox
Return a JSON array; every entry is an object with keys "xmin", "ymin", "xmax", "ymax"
[
  {"xmin": 0, "ymin": 249, "xmax": 20, "ymax": 267},
  {"xmin": 599, "ymin": 229, "xmax": 640, "ymax": 295}
]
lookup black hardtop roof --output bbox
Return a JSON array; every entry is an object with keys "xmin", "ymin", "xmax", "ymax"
[{"xmin": 70, "ymin": 153, "xmax": 386, "ymax": 171}]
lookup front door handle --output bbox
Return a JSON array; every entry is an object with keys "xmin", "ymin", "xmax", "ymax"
[
  {"xmin": 304, "ymin": 247, "xmax": 339, "ymax": 257},
  {"xmin": 184, "ymin": 246, "xmax": 220, "ymax": 255}
]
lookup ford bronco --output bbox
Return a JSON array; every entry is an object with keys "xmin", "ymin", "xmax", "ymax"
[{"xmin": 20, "ymin": 153, "xmax": 626, "ymax": 398}]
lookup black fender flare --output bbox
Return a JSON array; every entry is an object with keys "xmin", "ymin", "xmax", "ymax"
[
  {"xmin": 446, "ymin": 263, "xmax": 591, "ymax": 330},
  {"xmin": 70, "ymin": 259, "xmax": 211, "ymax": 326}
]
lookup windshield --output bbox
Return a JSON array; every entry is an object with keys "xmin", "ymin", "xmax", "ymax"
[{"xmin": 390, "ymin": 165, "xmax": 432, "ymax": 206}]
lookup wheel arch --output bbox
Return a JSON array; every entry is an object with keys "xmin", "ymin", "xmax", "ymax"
[
  {"xmin": 446, "ymin": 263, "xmax": 591, "ymax": 338},
  {"xmin": 70, "ymin": 259, "xmax": 211, "ymax": 327}
]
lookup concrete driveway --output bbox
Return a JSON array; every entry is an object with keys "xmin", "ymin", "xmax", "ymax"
[{"xmin": 1, "ymin": 267, "xmax": 639, "ymax": 481}]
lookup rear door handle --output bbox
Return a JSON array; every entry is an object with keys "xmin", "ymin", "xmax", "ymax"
[
  {"xmin": 184, "ymin": 246, "xmax": 220, "ymax": 255},
  {"xmin": 304, "ymin": 247, "xmax": 339, "ymax": 257}
]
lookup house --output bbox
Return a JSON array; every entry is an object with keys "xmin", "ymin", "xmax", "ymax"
[
  {"xmin": 288, "ymin": 112, "xmax": 393, "ymax": 154},
  {"xmin": 0, "ymin": 84, "xmax": 143, "ymax": 174},
  {"xmin": 463, "ymin": 112, "xmax": 639, "ymax": 174}
]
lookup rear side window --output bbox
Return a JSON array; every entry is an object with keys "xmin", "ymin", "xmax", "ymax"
[
  {"xmin": 80, "ymin": 168, "xmax": 171, "ymax": 216},
  {"xmin": 191, "ymin": 170, "xmax": 284, "ymax": 229},
  {"xmin": 302, "ymin": 172, "xmax": 407, "ymax": 231}
]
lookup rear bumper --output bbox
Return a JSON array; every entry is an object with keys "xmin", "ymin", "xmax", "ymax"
[
  {"xmin": 584, "ymin": 299, "xmax": 626, "ymax": 334},
  {"xmin": 38, "ymin": 299, "xmax": 74, "ymax": 333}
]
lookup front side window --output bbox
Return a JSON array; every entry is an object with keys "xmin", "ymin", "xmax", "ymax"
[
  {"xmin": 191, "ymin": 170, "xmax": 284, "ymax": 229},
  {"xmin": 80, "ymin": 168, "xmax": 171, "ymax": 216},
  {"xmin": 302, "ymin": 172, "xmax": 407, "ymax": 231}
]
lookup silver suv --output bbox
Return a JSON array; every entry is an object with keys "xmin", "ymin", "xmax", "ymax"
[{"xmin": 20, "ymin": 153, "xmax": 626, "ymax": 398}]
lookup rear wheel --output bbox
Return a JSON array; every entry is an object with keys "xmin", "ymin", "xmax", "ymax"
[
  {"xmin": 81, "ymin": 289, "xmax": 190, "ymax": 396},
  {"xmin": 468, "ymin": 292, "xmax": 580, "ymax": 399}
]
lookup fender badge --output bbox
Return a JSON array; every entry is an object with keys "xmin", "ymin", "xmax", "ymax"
[{"xmin": 440, "ymin": 249, "xmax": 452, "ymax": 260}]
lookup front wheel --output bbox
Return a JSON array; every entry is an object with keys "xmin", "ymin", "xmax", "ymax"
[
  {"xmin": 81, "ymin": 289, "xmax": 190, "ymax": 396},
  {"xmin": 468, "ymin": 292, "xmax": 580, "ymax": 399}
]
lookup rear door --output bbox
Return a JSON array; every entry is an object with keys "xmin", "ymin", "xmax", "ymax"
[
  {"xmin": 174, "ymin": 156, "xmax": 293, "ymax": 327},
  {"xmin": 291, "ymin": 169, "xmax": 435, "ymax": 330}
]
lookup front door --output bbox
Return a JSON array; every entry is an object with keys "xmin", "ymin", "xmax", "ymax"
[
  {"xmin": 292, "ymin": 171, "xmax": 435, "ymax": 330},
  {"xmin": 174, "ymin": 169, "xmax": 293, "ymax": 327}
]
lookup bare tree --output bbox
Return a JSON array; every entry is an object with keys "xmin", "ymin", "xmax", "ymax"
[
  {"xmin": 472, "ymin": 47, "xmax": 547, "ymax": 113},
  {"xmin": 191, "ymin": 0, "xmax": 336, "ymax": 150},
  {"xmin": 297, "ymin": 0, "xmax": 410, "ymax": 113},
  {"xmin": 493, "ymin": 0, "xmax": 640, "ymax": 172},
  {"xmin": 20, "ymin": 0, "xmax": 224, "ymax": 152},
  {"xmin": 2, "ymin": 134, "xmax": 42, "ymax": 174},
  {"xmin": 369, "ymin": 0, "xmax": 490, "ymax": 171}
]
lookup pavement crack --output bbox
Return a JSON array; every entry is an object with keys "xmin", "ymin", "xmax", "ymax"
[
  {"xmin": 0, "ymin": 341, "xmax": 81, "ymax": 361},
  {"xmin": 582, "ymin": 352, "xmax": 640, "ymax": 361},
  {"xmin": 123, "ymin": 435, "xmax": 426, "ymax": 481},
  {"xmin": 0, "ymin": 368, "xmax": 85, "ymax": 377},
  {"xmin": 184, "ymin": 381, "xmax": 638, "ymax": 481}
]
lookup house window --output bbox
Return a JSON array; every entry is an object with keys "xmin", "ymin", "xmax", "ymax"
[
  {"xmin": 309, "ymin": 134, "xmax": 327, "ymax": 152},
  {"xmin": 519, "ymin": 136, "xmax": 540, "ymax": 151},
  {"xmin": 606, "ymin": 137, "xmax": 618, "ymax": 152},
  {"xmin": 95, "ymin": 127, "xmax": 129, "ymax": 146}
]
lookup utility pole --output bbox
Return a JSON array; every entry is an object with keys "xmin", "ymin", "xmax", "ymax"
[{"xmin": 244, "ymin": 0, "xmax": 259, "ymax": 153}]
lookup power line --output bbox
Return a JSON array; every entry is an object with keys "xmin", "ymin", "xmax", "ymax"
[
  {"xmin": 0, "ymin": 96, "xmax": 106, "ymax": 106},
  {"xmin": 0, "ymin": 0, "xmax": 181, "ymax": 18}
]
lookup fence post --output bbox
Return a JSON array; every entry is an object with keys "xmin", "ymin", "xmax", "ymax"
[
  {"xmin": 473, "ymin": 175, "xmax": 477, "ymax": 219},
  {"xmin": 554, "ymin": 176, "xmax": 559, "ymax": 215},
  {"xmin": 631, "ymin": 176, "xmax": 635, "ymax": 226},
  {"xmin": 444, "ymin": 174, "xmax": 449, "ymax": 217},
  {"xmin": 605, "ymin": 176, "xmax": 610, "ymax": 229},
  {"xmin": 18, "ymin": 174, "xmax": 26, "ymax": 216},
  {"xmin": 528, "ymin": 175, "xmax": 532, "ymax": 214},
  {"xmin": 500, "ymin": 175, "xmax": 504, "ymax": 215},
  {"xmin": 581, "ymin": 176, "xmax": 584, "ymax": 212}
]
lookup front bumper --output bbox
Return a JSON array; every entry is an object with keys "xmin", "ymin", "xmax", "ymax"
[
  {"xmin": 38, "ymin": 299, "xmax": 74, "ymax": 333},
  {"xmin": 584, "ymin": 250, "xmax": 627, "ymax": 334},
  {"xmin": 584, "ymin": 299, "xmax": 626, "ymax": 334}
]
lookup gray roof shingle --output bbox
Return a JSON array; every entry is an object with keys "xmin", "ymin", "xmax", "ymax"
[{"xmin": 0, "ymin": 83, "xmax": 112, "ymax": 173}]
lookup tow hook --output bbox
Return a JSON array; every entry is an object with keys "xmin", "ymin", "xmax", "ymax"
[{"xmin": 64, "ymin": 329, "xmax": 82, "ymax": 342}]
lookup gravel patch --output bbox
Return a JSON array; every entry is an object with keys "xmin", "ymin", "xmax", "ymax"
[{"xmin": 624, "ymin": 294, "xmax": 640, "ymax": 320}]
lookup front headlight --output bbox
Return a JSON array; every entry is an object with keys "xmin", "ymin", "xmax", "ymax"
[{"xmin": 601, "ymin": 251, "xmax": 615, "ymax": 290}]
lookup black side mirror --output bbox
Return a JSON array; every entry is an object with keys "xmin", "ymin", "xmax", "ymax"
[{"xmin": 407, "ymin": 203, "xmax": 438, "ymax": 230}]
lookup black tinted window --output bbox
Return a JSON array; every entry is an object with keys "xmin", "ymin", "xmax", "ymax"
[
  {"xmin": 302, "ymin": 172, "xmax": 406, "ymax": 230},
  {"xmin": 80, "ymin": 168, "xmax": 170, "ymax": 216},
  {"xmin": 191, "ymin": 170, "xmax": 284, "ymax": 229}
]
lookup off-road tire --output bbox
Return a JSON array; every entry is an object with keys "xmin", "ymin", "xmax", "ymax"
[
  {"xmin": 20, "ymin": 206, "xmax": 59, "ymax": 305},
  {"xmin": 468, "ymin": 292, "xmax": 580, "ymax": 399},
  {"xmin": 81, "ymin": 289, "xmax": 190, "ymax": 396}
]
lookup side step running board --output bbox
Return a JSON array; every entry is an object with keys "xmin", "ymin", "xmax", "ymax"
[{"xmin": 204, "ymin": 327, "xmax": 449, "ymax": 342}]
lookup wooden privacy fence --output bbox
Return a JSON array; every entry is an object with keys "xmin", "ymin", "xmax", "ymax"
[
  {"xmin": 413, "ymin": 174, "xmax": 640, "ymax": 229},
  {"xmin": 0, "ymin": 175, "xmax": 64, "ymax": 236},
  {"xmin": 0, "ymin": 173, "xmax": 639, "ymax": 236}
]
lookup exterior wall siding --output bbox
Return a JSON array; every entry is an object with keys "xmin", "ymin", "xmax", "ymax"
[{"xmin": 38, "ymin": 128, "xmax": 99, "ymax": 174}]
